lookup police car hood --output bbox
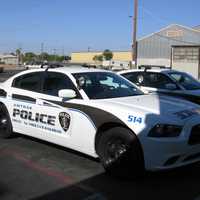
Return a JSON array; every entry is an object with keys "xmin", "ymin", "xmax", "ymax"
[{"xmin": 100, "ymin": 94, "xmax": 199, "ymax": 116}]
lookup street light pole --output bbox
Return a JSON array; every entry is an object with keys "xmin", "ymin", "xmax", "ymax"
[
  {"xmin": 132, "ymin": 0, "xmax": 138, "ymax": 68},
  {"xmin": 41, "ymin": 43, "xmax": 44, "ymax": 61},
  {"xmin": 53, "ymin": 49, "xmax": 57, "ymax": 61}
]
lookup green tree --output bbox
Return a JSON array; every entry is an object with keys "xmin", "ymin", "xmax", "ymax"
[
  {"xmin": 103, "ymin": 49, "xmax": 113, "ymax": 61},
  {"xmin": 39, "ymin": 52, "xmax": 49, "ymax": 61},
  {"xmin": 65, "ymin": 56, "xmax": 71, "ymax": 61},
  {"xmin": 22, "ymin": 51, "xmax": 68, "ymax": 63},
  {"xmin": 16, "ymin": 49, "xmax": 21, "ymax": 57},
  {"xmin": 93, "ymin": 55, "xmax": 103, "ymax": 62},
  {"xmin": 16, "ymin": 48, "xmax": 22, "ymax": 64},
  {"xmin": 23, "ymin": 52, "xmax": 37, "ymax": 63},
  {"xmin": 56, "ymin": 55, "xmax": 65, "ymax": 62}
]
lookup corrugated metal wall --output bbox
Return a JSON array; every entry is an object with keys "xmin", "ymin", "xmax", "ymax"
[{"xmin": 138, "ymin": 25, "xmax": 200, "ymax": 59}]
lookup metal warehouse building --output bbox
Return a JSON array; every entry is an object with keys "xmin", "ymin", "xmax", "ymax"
[
  {"xmin": 137, "ymin": 24, "xmax": 200, "ymax": 67},
  {"xmin": 172, "ymin": 45, "xmax": 200, "ymax": 79},
  {"xmin": 71, "ymin": 24, "xmax": 200, "ymax": 68}
]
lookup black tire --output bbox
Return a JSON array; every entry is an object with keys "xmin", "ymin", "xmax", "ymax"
[
  {"xmin": 96, "ymin": 127, "xmax": 144, "ymax": 178},
  {"xmin": 0, "ymin": 67, "xmax": 4, "ymax": 73},
  {"xmin": 0, "ymin": 104, "xmax": 13, "ymax": 138}
]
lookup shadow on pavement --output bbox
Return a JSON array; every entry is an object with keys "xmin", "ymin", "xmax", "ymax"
[
  {"xmin": 30, "ymin": 163, "xmax": 200, "ymax": 200},
  {"xmin": 0, "ymin": 184, "xmax": 9, "ymax": 198}
]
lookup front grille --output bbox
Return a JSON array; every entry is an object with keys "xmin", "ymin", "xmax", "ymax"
[{"xmin": 188, "ymin": 125, "xmax": 200, "ymax": 145}]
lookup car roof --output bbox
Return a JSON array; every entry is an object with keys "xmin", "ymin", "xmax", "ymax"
[
  {"xmin": 4, "ymin": 65, "xmax": 111, "ymax": 86},
  {"xmin": 22, "ymin": 65, "xmax": 108, "ymax": 74},
  {"xmin": 118, "ymin": 68, "xmax": 181, "ymax": 75},
  {"xmin": 50, "ymin": 65, "xmax": 107, "ymax": 74}
]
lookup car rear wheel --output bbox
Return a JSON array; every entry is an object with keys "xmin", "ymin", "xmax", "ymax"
[
  {"xmin": 97, "ymin": 127, "xmax": 144, "ymax": 178},
  {"xmin": 0, "ymin": 104, "xmax": 13, "ymax": 138}
]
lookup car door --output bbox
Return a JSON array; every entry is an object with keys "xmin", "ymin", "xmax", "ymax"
[
  {"xmin": 140, "ymin": 72, "xmax": 180, "ymax": 94},
  {"xmin": 9, "ymin": 70, "xmax": 97, "ymax": 156},
  {"xmin": 9, "ymin": 71, "xmax": 76, "ymax": 141},
  {"xmin": 25, "ymin": 71, "xmax": 80, "ymax": 145},
  {"xmin": 33, "ymin": 71, "xmax": 97, "ymax": 153},
  {"xmin": 9, "ymin": 71, "xmax": 50, "ymax": 138}
]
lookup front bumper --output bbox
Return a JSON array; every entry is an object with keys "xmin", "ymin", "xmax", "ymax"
[{"xmin": 139, "ymin": 117, "xmax": 200, "ymax": 171}]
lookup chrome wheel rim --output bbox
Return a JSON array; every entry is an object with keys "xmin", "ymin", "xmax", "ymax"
[{"xmin": 105, "ymin": 138, "xmax": 129, "ymax": 167}]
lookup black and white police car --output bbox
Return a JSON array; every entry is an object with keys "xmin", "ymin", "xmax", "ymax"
[
  {"xmin": 1, "ymin": 65, "xmax": 200, "ymax": 177},
  {"xmin": 119, "ymin": 67, "xmax": 200, "ymax": 105}
]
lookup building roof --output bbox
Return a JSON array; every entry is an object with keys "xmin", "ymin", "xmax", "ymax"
[
  {"xmin": 193, "ymin": 25, "xmax": 200, "ymax": 31},
  {"xmin": 0, "ymin": 54, "xmax": 17, "ymax": 59},
  {"xmin": 138, "ymin": 24, "xmax": 200, "ymax": 42}
]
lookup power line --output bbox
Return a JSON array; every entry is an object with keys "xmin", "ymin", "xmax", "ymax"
[{"xmin": 139, "ymin": 5, "xmax": 171, "ymax": 25}]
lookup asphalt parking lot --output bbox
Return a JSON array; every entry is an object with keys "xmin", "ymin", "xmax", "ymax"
[{"xmin": 1, "ymin": 70, "xmax": 200, "ymax": 200}]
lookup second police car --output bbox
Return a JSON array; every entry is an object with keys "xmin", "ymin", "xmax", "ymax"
[
  {"xmin": 0, "ymin": 65, "xmax": 200, "ymax": 177},
  {"xmin": 119, "ymin": 67, "xmax": 200, "ymax": 105}
]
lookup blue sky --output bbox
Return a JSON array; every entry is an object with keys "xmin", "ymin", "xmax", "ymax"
[{"xmin": 0, "ymin": 0, "xmax": 199, "ymax": 54}]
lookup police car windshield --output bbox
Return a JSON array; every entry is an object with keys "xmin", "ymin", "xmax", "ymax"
[
  {"xmin": 169, "ymin": 72, "xmax": 200, "ymax": 90},
  {"xmin": 73, "ymin": 72, "xmax": 143, "ymax": 99}
]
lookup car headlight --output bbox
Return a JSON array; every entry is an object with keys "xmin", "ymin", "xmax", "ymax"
[{"xmin": 148, "ymin": 124, "xmax": 183, "ymax": 138}]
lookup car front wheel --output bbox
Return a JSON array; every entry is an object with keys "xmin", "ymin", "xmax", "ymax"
[
  {"xmin": 97, "ymin": 127, "xmax": 144, "ymax": 178},
  {"xmin": 0, "ymin": 104, "xmax": 13, "ymax": 138}
]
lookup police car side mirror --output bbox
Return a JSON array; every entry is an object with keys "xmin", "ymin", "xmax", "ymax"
[
  {"xmin": 58, "ymin": 89, "xmax": 77, "ymax": 99},
  {"xmin": 165, "ymin": 83, "xmax": 177, "ymax": 90}
]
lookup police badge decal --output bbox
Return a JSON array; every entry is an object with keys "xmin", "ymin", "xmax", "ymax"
[{"xmin": 59, "ymin": 112, "xmax": 71, "ymax": 132}]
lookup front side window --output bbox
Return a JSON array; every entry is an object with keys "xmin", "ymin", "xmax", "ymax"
[
  {"xmin": 169, "ymin": 72, "xmax": 200, "ymax": 90},
  {"xmin": 143, "ymin": 73, "xmax": 177, "ymax": 89},
  {"xmin": 73, "ymin": 72, "xmax": 143, "ymax": 99},
  {"xmin": 43, "ymin": 72, "xmax": 80, "ymax": 97},
  {"xmin": 12, "ymin": 72, "xmax": 42, "ymax": 93},
  {"xmin": 122, "ymin": 72, "xmax": 144, "ymax": 86}
]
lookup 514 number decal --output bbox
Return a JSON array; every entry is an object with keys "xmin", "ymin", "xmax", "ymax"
[{"xmin": 128, "ymin": 115, "xmax": 143, "ymax": 124}]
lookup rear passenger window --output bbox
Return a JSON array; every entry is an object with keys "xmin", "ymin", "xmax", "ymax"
[
  {"xmin": 43, "ymin": 72, "xmax": 79, "ymax": 97},
  {"xmin": 12, "ymin": 72, "xmax": 42, "ymax": 93},
  {"xmin": 122, "ymin": 72, "xmax": 144, "ymax": 86}
]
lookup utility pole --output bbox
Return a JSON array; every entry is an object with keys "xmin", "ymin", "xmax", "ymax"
[
  {"xmin": 132, "ymin": 0, "xmax": 138, "ymax": 68},
  {"xmin": 53, "ymin": 49, "xmax": 57, "ymax": 61},
  {"xmin": 62, "ymin": 46, "xmax": 65, "ymax": 56},
  {"xmin": 41, "ymin": 43, "xmax": 44, "ymax": 54},
  {"xmin": 17, "ymin": 43, "xmax": 22, "ymax": 66},
  {"xmin": 41, "ymin": 43, "xmax": 44, "ymax": 61}
]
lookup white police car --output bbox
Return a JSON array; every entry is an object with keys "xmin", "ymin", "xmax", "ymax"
[{"xmin": 1, "ymin": 65, "xmax": 200, "ymax": 177}]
